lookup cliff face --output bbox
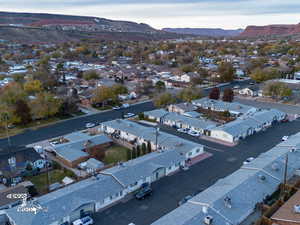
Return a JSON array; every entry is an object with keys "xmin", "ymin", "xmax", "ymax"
[{"xmin": 240, "ymin": 24, "xmax": 300, "ymax": 37}]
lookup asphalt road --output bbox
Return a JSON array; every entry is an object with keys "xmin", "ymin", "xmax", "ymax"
[
  {"xmin": 0, "ymin": 101, "xmax": 155, "ymax": 148},
  {"xmin": 93, "ymin": 119, "xmax": 300, "ymax": 225},
  {"xmin": 235, "ymin": 97, "xmax": 300, "ymax": 115}
]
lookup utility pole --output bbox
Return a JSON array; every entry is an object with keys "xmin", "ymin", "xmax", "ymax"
[
  {"xmin": 155, "ymin": 126, "xmax": 159, "ymax": 151},
  {"xmin": 280, "ymin": 154, "xmax": 289, "ymax": 200}
]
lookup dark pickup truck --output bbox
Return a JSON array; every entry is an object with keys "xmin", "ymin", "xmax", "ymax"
[{"xmin": 135, "ymin": 184, "xmax": 153, "ymax": 200}]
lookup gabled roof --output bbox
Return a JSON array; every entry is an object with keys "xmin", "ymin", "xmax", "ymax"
[
  {"xmin": 102, "ymin": 150, "xmax": 185, "ymax": 187},
  {"xmin": 101, "ymin": 119, "xmax": 203, "ymax": 155},
  {"xmin": 5, "ymin": 175, "xmax": 123, "ymax": 225}
]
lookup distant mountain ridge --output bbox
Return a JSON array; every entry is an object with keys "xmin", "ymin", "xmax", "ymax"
[
  {"xmin": 162, "ymin": 28, "xmax": 243, "ymax": 37},
  {"xmin": 240, "ymin": 23, "xmax": 300, "ymax": 37},
  {"xmin": 0, "ymin": 11, "xmax": 182, "ymax": 42}
]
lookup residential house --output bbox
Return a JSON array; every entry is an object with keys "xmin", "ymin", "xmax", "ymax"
[
  {"xmin": 210, "ymin": 109, "xmax": 286, "ymax": 143},
  {"xmin": 192, "ymin": 97, "xmax": 257, "ymax": 116},
  {"xmin": 145, "ymin": 109, "xmax": 217, "ymax": 135},
  {"xmin": 101, "ymin": 150, "xmax": 185, "ymax": 193},
  {"xmin": 271, "ymin": 190, "xmax": 300, "ymax": 225},
  {"xmin": 51, "ymin": 131, "xmax": 112, "ymax": 168},
  {"xmin": 168, "ymin": 103, "xmax": 198, "ymax": 115},
  {"xmin": 238, "ymin": 87, "xmax": 258, "ymax": 97},
  {"xmin": 101, "ymin": 119, "xmax": 204, "ymax": 160},
  {"xmin": 0, "ymin": 147, "xmax": 46, "ymax": 186}
]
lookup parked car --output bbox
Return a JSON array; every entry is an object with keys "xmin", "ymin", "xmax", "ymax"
[
  {"xmin": 282, "ymin": 136, "xmax": 289, "ymax": 141},
  {"xmin": 135, "ymin": 186, "xmax": 153, "ymax": 200},
  {"xmin": 177, "ymin": 128, "xmax": 189, "ymax": 133},
  {"xmin": 85, "ymin": 123, "xmax": 96, "ymax": 128},
  {"xmin": 188, "ymin": 130, "xmax": 200, "ymax": 137},
  {"xmin": 243, "ymin": 157, "xmax": 255, "ymax": 165},
  {"xmin": 72, "ymin": 216, "xmax": 94, "ymax": 225},
  {"xmin": 121, "ymin": 103, "xmax": 130, "ymax": 109},
  {"xmin": 113, "ymin": 106, "xmax": 121, "ymax": 110},
  {"xmin": 178, "ymin": 195, "xmax": 193, "ymax": 206},
  {"xmin": 180, "ymin": 165, "xmax": 189, "ymax": 171},
  {"xmin": 124, "ymin": 113, "xmax": 135, "ymax": 118},
  {"xmin": 233, "ymin": 85, "xmax": 240, "ymax": 89}
]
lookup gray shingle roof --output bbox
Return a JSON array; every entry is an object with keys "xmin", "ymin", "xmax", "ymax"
[
  {"xmin": 101, "ymin": 119, "xmax": 203, "ymax": 155},
  {"xmin": 102, "ymin": 150, "xmax": 185, "ymax": 187},
  {"xmin": 5, "ymin": 175, "xmax": 123, "ymax": 225},
  {"xmin": 54, "ymin": 134, "xmax": 111, "ymax": 162}
]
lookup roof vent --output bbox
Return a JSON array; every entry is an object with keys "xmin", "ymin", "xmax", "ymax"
[
  {"xmin": 224, "ymin": 196, "xmax": 232, "ymax": 208},
  {"xmin": 204, "ymin": 215, "xmax": 213, "ymax": 225},
  {"xmin": 272, "ymin": 163, "xmax": 279, "ymax": 171},
  {"xmin": 294, "ymin": 205, "xmax": 300, "ymax": 213},
  {"xmin": 202, "ymin": 206, "xmax": 208, "ymax": 214},
  {"xmin": 258, "ymin": 174, "xmax": 266, "ymax": 181}
]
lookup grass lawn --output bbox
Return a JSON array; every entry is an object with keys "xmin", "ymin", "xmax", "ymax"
[
  {"xmin": 103, "ymin": 145, "xmax": 129, "ymax": 165},
  {"xmin": 28, "ymin": 169, "xmax": 75, "ymax": 194}
]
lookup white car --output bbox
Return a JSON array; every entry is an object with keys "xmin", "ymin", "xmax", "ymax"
[
  {"xmin": 243, "ymin": 157, "xmax": 255, "ymax": 165},
  {"xmin": 233, "ymin": 85, "xmax": 240, "ymax": 89},
  {"xmin": 72, "ymin": 216, "xmax": 94, "ymax": 225},
  {"xmin": 188, "ymin": 130, "xmax": 201, "ymax": 137},
  {"xmin": 124, "ymin": 113, "xmax": 135, "ymax": 118},
  {"xmin": 177, "ymin": 128, "xmax": 189, "ymax": 133},
  {"xmin": 282, "ymin": 136, "xmax": 289, "ymax": 141},
  {"xmin": 85, "ymin": 123, "xmax": 96, "ymax": 128},
  {"xmin": 122, "ymin": 103, "xmax": 130, "ymax": 109},
  {"xmin": 113, "ymin": 106, "xmax": 121, "ymax": 110}
]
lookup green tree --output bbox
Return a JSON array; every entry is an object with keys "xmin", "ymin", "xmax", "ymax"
[
  {"xmin": 141, "ymin": 143, "xmax": 147, "ymax": 155},
  {"xmin": 147, "ymin": 141, "xmax": 152, "ymax": 153},
  {"xmin": 137, "ymin": 146, "xmax": 141, "ymax": 157},
  {"xmin": 263, "ymin": 82, "xmax": 292, "ymax": 99},
  {"xmin": 112, "ymin": 84, "xmax": 128, "ymax": 95},
  {"xmin": 218, "ymin": 62, "xmax": 235, "ymax": 82},
  {"xmin": 177, "ymin": 87, "xmax": 203, "ymax": 102},
  {"xmin": 126, "ymin": 148, "xmax": 131, "ymax": 160},
  {"xmin": 24, "ymin": 79, "xmax": 43, "ymax": 95},
  {"xmin": 92, "ymin": 86, "xmax": 116, "ymax": 105},
  {"xmin": 83, "ymin": 70, "xmax": 99, "ymax": 81},
  {"xmin": 155, "ymin": 81, "xmax": 166, "ymax": 93},
  {"xmin": 132, "ymin": 147, "xmax": 137, "ymax": 159},
  {"xmin": 14, "ymin": 99, "xmax": 32, "ymax": 125},
  {"xmin": 153, "ymin": 92, "xmax": 176, "ymax": 107},
  {"xmin": 31, "ymin": 92, "xmax": 62, "ymax": 119}
]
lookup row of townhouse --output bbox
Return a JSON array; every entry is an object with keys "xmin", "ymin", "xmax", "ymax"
[
  {"xmin": 151, "ymin": 132, "xmax": 300, "ymax": 225},
  {"xmin": 210, "ymin": 109, "xmax": 286, "ymax": 143},
  {"xmin": 2, "ymin": 149, "xmax": 186, "ymax": 225},
  {"xmin": 144, "ymin": 109, "xmax": 217, "ymax": 135},
  {"xmin": 144, "ymin": 107, "xmax": 286, "ymax": 144},
  {"xmin": 192, "ymin": 97, "xmax": 257, "ymax": 117},
  {"xmin": 100, "ymin": 119, "xmax": 205, "ymax": 160}
]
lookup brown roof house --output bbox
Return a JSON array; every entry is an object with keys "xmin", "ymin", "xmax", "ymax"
[{"xmin": 271, "ymin": 190, "xmax": 300, "ymax": 225}]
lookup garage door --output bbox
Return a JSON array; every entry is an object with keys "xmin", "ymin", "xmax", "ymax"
[
  {"xmin": 69, "ymin": 202, "xmax": 95, "ymax": 222},
  {"xmin": 151, "ymin": 168, "xmax": 166, "ymax": 182}
]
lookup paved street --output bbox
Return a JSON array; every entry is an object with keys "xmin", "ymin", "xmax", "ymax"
[
  {"xmin": 0, "ymin": 101, "xmax": 155, "ymax": 148},
  {"xmin": 235, "ymin": 97, "xmax": 300, "ymax": 115},
  {"xmin": 93, "ymin": 119, "xmax": 300, "ymax": 225}
]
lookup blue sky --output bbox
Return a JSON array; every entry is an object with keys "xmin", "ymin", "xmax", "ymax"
[{"xmin": 1, "ymin": 0, "xmax": 300, "ymax": 29}]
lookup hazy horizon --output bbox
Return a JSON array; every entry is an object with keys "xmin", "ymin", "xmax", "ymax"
[{"xmin": 1, "ymin": 0, "xmax": 300, "ymax": 29}]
